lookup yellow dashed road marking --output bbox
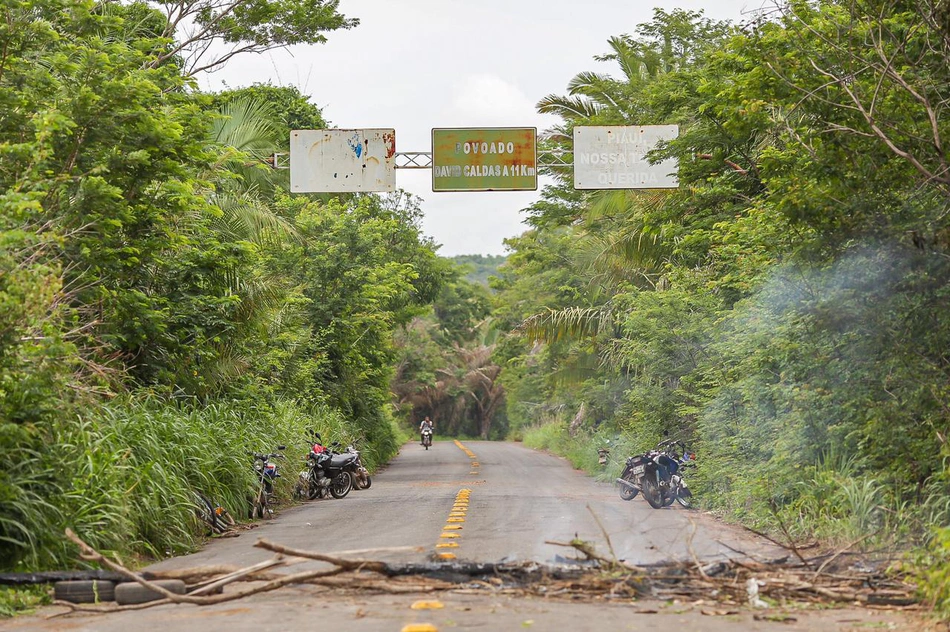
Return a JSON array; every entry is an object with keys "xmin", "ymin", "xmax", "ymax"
[{"xmin": 430, "ymin": 449, "xmax": 478, "ymax": 559}]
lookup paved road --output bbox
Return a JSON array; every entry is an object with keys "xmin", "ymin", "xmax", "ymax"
[
  {"xmin": 146, "ymin": 439, "xmax": 775, "ymax": 573},
  {"xmin": 12, "ymin": 441, "xmax": 917, "ymax": 632}
]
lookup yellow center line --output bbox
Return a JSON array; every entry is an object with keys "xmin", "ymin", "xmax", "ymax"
[
  {"xmin": 434, "ymin": 447, "xmax": 476, "ymax": 559},
  {"xmin": 433, "ymin": 481, "xmax": 475, "ymax": 558}
]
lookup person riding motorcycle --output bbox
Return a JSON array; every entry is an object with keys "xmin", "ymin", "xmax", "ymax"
[{"xmin": 419, "ymin": 416, "xmax": 434, "ymax": 445}]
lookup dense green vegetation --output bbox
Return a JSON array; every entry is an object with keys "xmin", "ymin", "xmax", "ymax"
[
  {"xmin": 0, "ymin": 0, "xmax": 446, "ymax": 576},
  {"xmin": 483, "ymin": 3, "xmax": 950, "ymax": 614},
  {"xmin": 4, "ymin": 0, "xmax": 950, "ymax": 619}
]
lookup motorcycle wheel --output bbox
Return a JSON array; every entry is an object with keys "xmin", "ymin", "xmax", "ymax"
[
  {"xmin": 618, "ymin": 478, "xmax": 639, "ymax": 501},
  {"xmin": 330, "ymin": 471, "xmax": 352, "ymax": 499},
  {"xmin": 641, "ymin": 478, "xmax": 665, "ymax": 509},
  {"xmin": 675, "ymin": 487, "xmax": 693, "ymax": 508},
  {"xmin": 254, "ymin": 488, "xmax": 272, "ymax": 518},
  {"xmin": 353, "ymin": 471, "xmax": 371, "ymax": 489},
  {"xmin": 307, "ymin": 478, "xmax": 320, "ymax": 500}
]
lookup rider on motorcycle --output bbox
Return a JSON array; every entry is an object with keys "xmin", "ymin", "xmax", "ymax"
[{"xmin": 419, "ymin": 416, "xmax": 434, "ymax": 445}]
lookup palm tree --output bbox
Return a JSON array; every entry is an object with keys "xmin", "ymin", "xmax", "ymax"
[
  {"xmin": 185, "ymin": 96, "xmax": 303, "ymax": 394},
  {"xmin": 515, "ymin": 11, "xmax": 730, "ymax": 384}
]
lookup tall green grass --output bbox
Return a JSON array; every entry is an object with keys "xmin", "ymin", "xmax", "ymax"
[
  {"xmin": 521, "ymin": 420, "xmax": 650, "ymax": 483},
  {"xmin": 1, "ymin": 395, "xmax": 363, "ymax": 571}
]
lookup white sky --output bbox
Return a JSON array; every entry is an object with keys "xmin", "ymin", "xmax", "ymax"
[{"xmin": 201, "ymin": 0, "xmax": 756, "ymax": 256}]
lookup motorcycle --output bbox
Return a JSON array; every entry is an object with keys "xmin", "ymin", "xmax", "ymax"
[
  {"xmin": 664, "ymin": 441, "xmax": 695, "ymax": 509},
  {"xmin": 616, "ymin": 440, "xmax": 695, "ymax": 509},
  {"xmin": 250, "ymin": 446, "xmax": 285, "ymax": 519},
  {"xmin": 293, "ymin": 435, "xmax": 355, "ymax": 500},
  {"xmin": 421, "ymin": 427, "xmax": 433, "ymax": 450},
  {"xmin": 343, "ymin": 444, "xmax": 372, "ymax": 490}
]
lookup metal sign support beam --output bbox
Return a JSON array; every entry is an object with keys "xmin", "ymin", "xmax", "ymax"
[{"xmin": 263, "ymin": 151, "xmax": 569, "ymax": 171}]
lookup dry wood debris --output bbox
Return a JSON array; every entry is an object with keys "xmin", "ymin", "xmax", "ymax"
[{"xmin": 50, "ymin": 528, "xmax": 920, "ymax": 617}]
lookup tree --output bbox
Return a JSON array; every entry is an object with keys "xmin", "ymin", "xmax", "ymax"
[{"xmin": 148, "ymin": 0, "xmax": 358, "ymax": 75}]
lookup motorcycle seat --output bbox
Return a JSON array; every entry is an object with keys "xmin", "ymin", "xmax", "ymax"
[{"xmin": 329, "ymin": 453, "xmax": 357, "ymax": 467}]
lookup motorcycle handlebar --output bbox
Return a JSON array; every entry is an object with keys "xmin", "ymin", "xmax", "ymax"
[{"xmin": 251, "ymin": 451, "xmax": 285, "ymax": 460}]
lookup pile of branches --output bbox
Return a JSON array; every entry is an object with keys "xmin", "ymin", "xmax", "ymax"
[
  {"xmin": 51, "ymin": 529, "xmax": 919, "ymax": 616},
  {"xmin": 534, "ymin": 537, "xmax": 919, "ymax": 610},
  {"xmin": 641, "ymin": 555, "xmax": 917, "ymax": 608}
]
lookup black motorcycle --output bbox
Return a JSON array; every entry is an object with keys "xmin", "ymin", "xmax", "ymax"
[
  {"xmin": 293, "ymin": 435, "xmax": 355, "ymax": 500},
  {"xmin": 421, "ymin": 427, "xmax": 433, "ymax": 450},
  {"xmin": 616, "ymin": 440, "xmax": 694, "ymax": 509}
]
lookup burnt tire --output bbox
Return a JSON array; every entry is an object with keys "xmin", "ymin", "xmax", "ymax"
[
  {"xmin": 53, "ymin": 580, "xmax": 115, "ymax": 604},
  {"xmin": 329, "ymin": 471, "xmax": 352, "ymax": 499},
  {"xmin": 114, "ymin": 579, "xmax": 186, "ymax": 605}
]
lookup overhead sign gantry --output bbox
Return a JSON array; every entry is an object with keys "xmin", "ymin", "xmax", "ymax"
[{"xmin": 286, "ymin": 125, "xmax": 677, "ymax": 194}]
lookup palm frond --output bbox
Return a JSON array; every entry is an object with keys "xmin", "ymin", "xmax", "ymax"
[
  {"xmin": 519, "ymin": 306, "xmax": 614, "ymax": 344},
  {"xmin": 567, "ymin": 71, "xmax": 612, "ymax": 94},
  {"xmin": 536, "ymin": 94, "xmax": 603, "ymax": 120},
  {"xmin": 209, "ymin": 189, "xmax": 299, "ymax": 247},
  {"xmin": 210, "ymin": 98, "xmax": 282, "ymax": 151}
]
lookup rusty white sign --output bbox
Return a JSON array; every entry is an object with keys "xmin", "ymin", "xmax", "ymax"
[
  {"xmin": 290, "ymin": 129, "xmax": 396, "ymax": 193},
  {"xmin": 573, "ymin": 125, "xmax": 679, "ymax": 189}
]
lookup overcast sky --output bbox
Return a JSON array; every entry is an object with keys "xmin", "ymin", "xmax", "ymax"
[{"xmin": 201, "ymin": 0, "xmax": 756, "ymax": 256}]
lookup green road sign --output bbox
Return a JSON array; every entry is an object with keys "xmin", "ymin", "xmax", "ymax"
[{"xmin": 431, "ymin": 128, "xmax": 537, "ymax": 192}]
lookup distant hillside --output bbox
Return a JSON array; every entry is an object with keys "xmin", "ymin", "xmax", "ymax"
[{"xmin": 451, "ymin": 254, "xmax": 507, "ymax": 287}]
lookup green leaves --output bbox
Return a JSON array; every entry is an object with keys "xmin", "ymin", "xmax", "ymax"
[
  {"xmin": 496, "ymin": 2, "xmax": 950, "ymax": 555},
  {"xmin": 152, "ymin": 0, "xmax": 358, "ymax": 75}
]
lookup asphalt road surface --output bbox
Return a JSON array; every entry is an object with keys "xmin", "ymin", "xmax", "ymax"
[
  {"xmin": 3, "ymin": 441, "xmax": 918, "ymax": 631},
  {"xmin": 142, "ymin": 439, "xmax": 774, "ymax": 572}
]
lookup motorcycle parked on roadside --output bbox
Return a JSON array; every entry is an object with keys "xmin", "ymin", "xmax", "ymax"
[
  {"xmin": 343, "ymin": 444, "xmax": 372, "ymax": 490},
  {"xmin": 293, "ymin": 435, "xmax": 355, "ymax": 500},
  {"xmin": 660, "ymin": 440, "xmax": 694, "ymax": 508},
  {"xmin": 616, "ymin": 440, "xmax": 695, "ymax": 509},
  {"xmin": 250, "ymin": 446, "xmax": 286, "ymax": 519}
]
